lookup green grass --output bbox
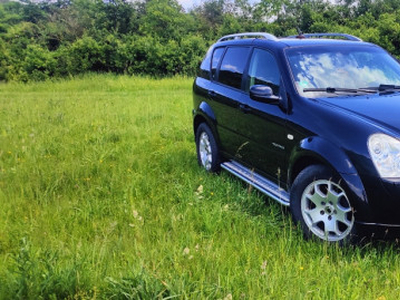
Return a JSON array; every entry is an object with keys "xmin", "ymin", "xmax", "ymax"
[{"xmin": 1, "ymin": 74, "xmax": 400, "ymax": 299}]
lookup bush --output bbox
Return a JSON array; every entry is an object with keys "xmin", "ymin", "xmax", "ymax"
[
  {"xmin": 1, "ymin": 0, "xmax": 400, "ymax": 81},
  {"xmin": 63, "ymin": 35, "xmax": 104, "ymax": 75}
]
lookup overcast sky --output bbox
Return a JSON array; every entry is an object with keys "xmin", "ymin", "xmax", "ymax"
[
  {"xmin": 177, "ymin": 0, "xmax": 336, "ymax": 11},
  {"xmin": 177, "ymin": 0, "xmax": 259, "ymax": 11},
  {"xmin": 178, "ymin": 0, "xmax": 201, "ymax": 10}
]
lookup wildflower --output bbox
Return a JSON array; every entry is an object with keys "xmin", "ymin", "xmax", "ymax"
[
  {"xmin": 132, "ymin": 210, "xmax": 143, "ymax": 221},
  {"xmin": 196, "ymin": 185, "xmax": 203, "ymax": 194},
  {"xmin": 261, "ymin": 260, "xmax": 267, "ymax": 270},
  {"xmin": 195, "ymin": 185, "xmax": 204, "ymax": 199},
  {"xmin": 183, "ymin": 247, "xmax": 190, "ymax": 256},
  {"xmin": 224, "ymin": 294, "xmax": 233, "ymax": 300}
]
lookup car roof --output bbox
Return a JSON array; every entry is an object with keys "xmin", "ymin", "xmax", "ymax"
[{"xmin": 213, "ymin": 32, "xmax": 375, "ymax": 50}]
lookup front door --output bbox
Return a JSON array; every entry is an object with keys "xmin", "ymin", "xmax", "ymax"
[{"xmin": 239, "ymin": 48, "xmax": 289, "ymax": 184}]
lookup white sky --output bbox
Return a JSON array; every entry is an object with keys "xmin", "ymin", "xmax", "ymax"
[
  {"xmin": 178, "ymin": 0, "xmax": 201, "ymax": 10},
  {"xmin": 178, "ymin": 0, "xmax": 336, "ymax": 11},
  {"xmin": 177, "ymin": 0, "xmax": 261, "ymax": 10},
  {"xmin": 177, "ymin": 0, "xmax": 261, "ymax": 11}
]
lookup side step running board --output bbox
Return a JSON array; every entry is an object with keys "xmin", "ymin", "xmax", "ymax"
[{"xmin": 221, "ymin": 160, "xmax": 290, "ymax": 206}]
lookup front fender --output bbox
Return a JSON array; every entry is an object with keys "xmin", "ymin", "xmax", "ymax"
[
  {"xmin": 289, "ymin": 136, "xmax": 370, "ymax": 221},
  {"xmin": 292, "ymin": 136, "xmax": 357, "ymax": 175}
]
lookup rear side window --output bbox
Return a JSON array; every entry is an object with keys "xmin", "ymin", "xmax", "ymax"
[
  {"xmin": 198, "ymin": 47, "xmax": 213, "ymax": 78},
  {"xmin": 218, "ymin": 47, "xmax": 250, "ymax": 89},
  {"xmin": 211, "ymin": 47, "xmax": 224, "ymax": 80}
]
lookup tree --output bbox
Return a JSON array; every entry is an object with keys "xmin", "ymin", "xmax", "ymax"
[{"xmin": 139, "ymin": 0, "xmax": 194, "ymax": 41}]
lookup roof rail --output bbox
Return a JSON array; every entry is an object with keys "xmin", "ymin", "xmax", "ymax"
[
  {"xmin": 288, "ymin": 33, "xmax": 362, "ymax": 42},
  {"xmin": 218, "ymin": 32, "xmax": 278, "ymax": 42}
]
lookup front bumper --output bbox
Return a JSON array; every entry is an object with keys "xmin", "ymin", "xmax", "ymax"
[
  {"xmin": 356, "ymin": 221, "xmax": 400, "ymax": 240},
  {"xmin": 358, "ymin": 174, "xmax": 400, "ymax": 226}
]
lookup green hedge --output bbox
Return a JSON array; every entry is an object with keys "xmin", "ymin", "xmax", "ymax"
[{"xmin": 1, "ymin": 0, "xmax": 400, "ymax": 82}]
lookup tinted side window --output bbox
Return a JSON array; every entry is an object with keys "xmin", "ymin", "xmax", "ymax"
[
  {"xmin": 247, "ymin": 48, "xmax": 280, "ymax": 95},
  {"xmin": 211, "ymin": 47, "xmax": 225, "ymax": 80},
  {"xmin": 199, "ymin": 47, "xmax": 213, "ymax": 78},
  {"xmin": 218, "ymin": 47, "xmax": 250, "ymax": 89}
]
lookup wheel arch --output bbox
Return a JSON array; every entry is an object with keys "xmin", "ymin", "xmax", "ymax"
[
  {"xmin": 193, "ymin": 101, "xmax": 218, "ymax": 139},
  {"xmin": 288, "ymin": 136, "xmax": 370, "ymax": 217},
  {"xmin": 289, "ymin": 155, "xmax": 326, "ymax": 185}
]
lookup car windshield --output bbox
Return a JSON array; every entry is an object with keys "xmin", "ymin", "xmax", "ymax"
[{"xmin": 286, "ymin": 45, "xmax": 400, "ymax": 97}]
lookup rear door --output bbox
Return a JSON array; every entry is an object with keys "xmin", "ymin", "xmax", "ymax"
[{"xmin": 208, "ymin": 46, "xmax": 252, "ymax": 159}]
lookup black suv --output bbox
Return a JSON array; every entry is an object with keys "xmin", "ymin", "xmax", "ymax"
[{"xmin": 193, "ymin": 32, "xmax": 400, "ymax": 243}]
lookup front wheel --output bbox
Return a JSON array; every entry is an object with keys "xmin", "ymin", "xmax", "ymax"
[{"xmin": 290, "ymin": 165, "xmax": 357, "ymax": 243}]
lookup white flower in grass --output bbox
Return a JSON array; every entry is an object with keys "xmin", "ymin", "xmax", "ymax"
[
  {"xmin": 261, "ymin": 260, "xmax": 268, "ymax": 275},
  {"xmin": 261, "ymin": 260, "xmax": 267, "ymax": 270},
  {"xmin": 195, "ymin": 185, "xmax": 204, "ymax": 199},
  {"xmin": 131, "ymin": 209, "xmax": 144, "ymax": 227},
  {"xmin": 223, "ymin": 294, "xmax": 233, "ymax": 300},
  {"xmin": 132, "ymin": 209, "xmax": 143, "ymax": 221}
]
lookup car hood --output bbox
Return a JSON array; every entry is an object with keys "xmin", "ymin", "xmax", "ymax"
[{"xmin": 318, "ymin": 92, "xmax": 400, "ymax": 134}]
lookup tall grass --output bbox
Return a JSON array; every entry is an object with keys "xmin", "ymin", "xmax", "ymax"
[{"xmin": 1, "ymin": 74, "xmax": 400, "ymax": 299}]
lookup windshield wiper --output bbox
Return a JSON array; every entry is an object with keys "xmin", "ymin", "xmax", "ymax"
[
  {"xmin": 303, "ymin": 87, "xmax": 376, "ymax": 95},
  {"xmin": 378, "ymin": 84, "xmax": 400, "ymax": 92}
]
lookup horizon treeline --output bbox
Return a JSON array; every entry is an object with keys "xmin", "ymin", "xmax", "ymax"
[{"xmin": 1, "ymin": 0, "xmax": 400, "ymax": 82}]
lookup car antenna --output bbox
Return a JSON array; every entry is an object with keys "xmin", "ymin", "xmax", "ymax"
[{"xmin": 296, "ymin": 27, "xmax": 305, "ymax": 39}]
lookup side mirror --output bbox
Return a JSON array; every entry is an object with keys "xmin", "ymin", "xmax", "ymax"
[{"xmin": 250, "ymin": 85, "xmax": 280, "ymax": 104}]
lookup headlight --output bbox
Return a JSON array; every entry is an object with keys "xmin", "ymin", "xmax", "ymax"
[{"xmin": 368, "ymin": 133, "xmax": 400, "ymax": 179}]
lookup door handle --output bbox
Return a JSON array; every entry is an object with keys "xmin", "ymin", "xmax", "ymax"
[
  {"xmin": 208, "ymin": 90, "xmax": 216, "ymax": 97},
  {"xmin": 239, "ymin": 104, "xmax": 251, "ymax": 113}
]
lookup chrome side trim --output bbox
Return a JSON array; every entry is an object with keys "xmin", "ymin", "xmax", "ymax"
[
  {"xmin": 356, "ymin": 222, "xmax": 400, "ymax": 228},
  {"xmin": 221, "ymin": 160, "xmax": 290, "ymax": 206}
]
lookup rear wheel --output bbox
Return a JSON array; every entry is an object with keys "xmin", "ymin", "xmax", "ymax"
[
  {"xmin": 195, "ymin": 123, "xmax": 220, "ymax": 172},
  {"xmin": 290, "ymin": 165, "xmax": 357, "ymax": 243}
]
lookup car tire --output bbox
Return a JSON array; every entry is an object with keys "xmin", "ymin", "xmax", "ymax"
[
  {"xmin": 290, "ymin": 165, "xmax": 358, "ymax": 244},
  {"xmin": 195, "ymin": 123, "xmax": 220, "ymax": 172}
]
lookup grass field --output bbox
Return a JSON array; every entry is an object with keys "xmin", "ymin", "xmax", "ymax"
[{"xmin": 1, "ymin": 74, "xmax": 400, "ymax": 299}]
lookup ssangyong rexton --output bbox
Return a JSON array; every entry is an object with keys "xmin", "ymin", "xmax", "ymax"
[{"xmin": 193, "ymin": 32, "xmax": 400, "ymax": 243}]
